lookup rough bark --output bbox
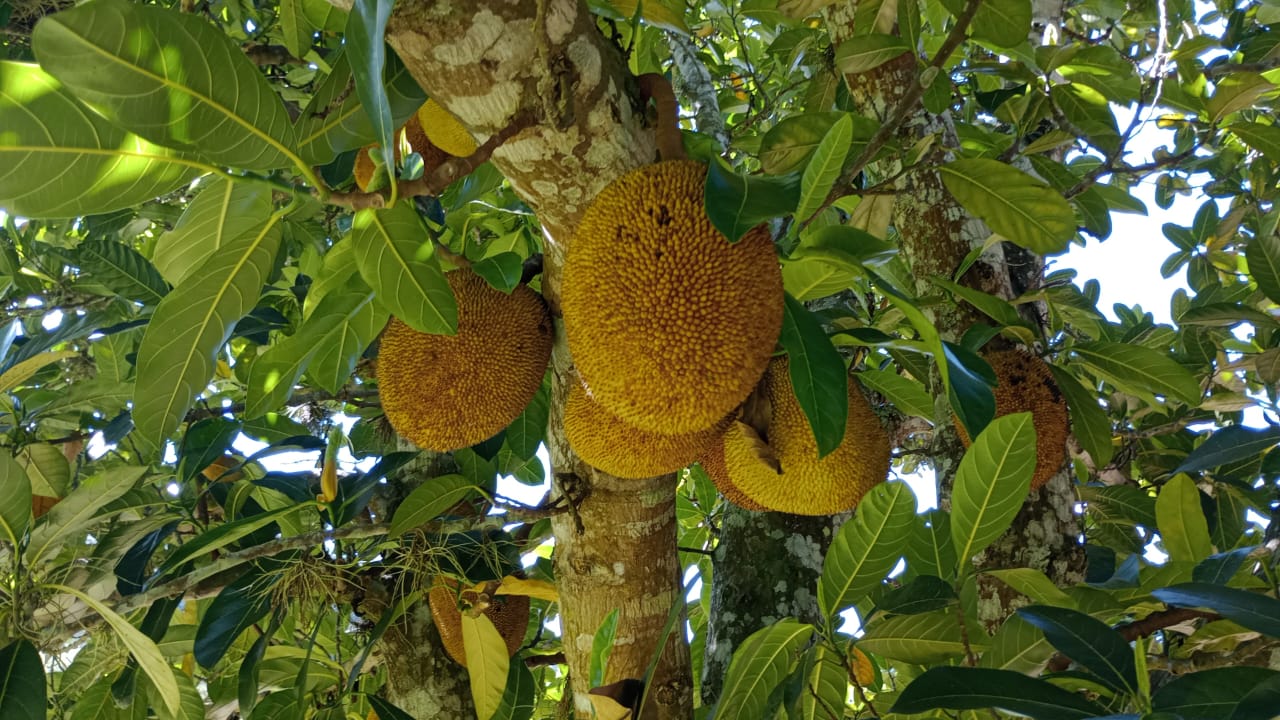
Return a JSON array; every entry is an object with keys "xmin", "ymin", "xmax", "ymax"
[
  {"xmin": 826, "ymin": 1, "xmax": 1085, "ymax": 632},
  {"xmin": 699, "ymin": 508, "xmax": 833, "ymax": 705},
  {"xmin": 379, "ymin": 2, "xmax": 691, "ymax": 717},
  {"xmin": 378, "ymin": 602, "xmax": 477, "ymax": 718}
]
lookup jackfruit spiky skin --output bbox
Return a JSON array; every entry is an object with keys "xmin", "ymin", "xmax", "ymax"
[
  {"xmin": 956, "ymin": 349, "xmax": 1069, "ymax": 490},
  {"xmin": 565, "ymin": 379, "xmax": 728, "ymax": 478},
  {"xmin": 699, "ymin": 453, "xmax": 769, "ymax": 512},
  {"xmin": 377, "ymin": 270, "xmax": 552, "ymax": 452},
  {"xmin": 418, "ymin": 99, "xmax": 478, "ymax": 157},
  {"xmin": 702, "ymin": 357, "xmax": 890, "ymax": 515},
  {"xmin": 561, "ymin": 160, "xmax": 784, "ymax": 435},
  {"xmin": 428, "ymin": 579, "xmax": 529, "ymax": 667}
]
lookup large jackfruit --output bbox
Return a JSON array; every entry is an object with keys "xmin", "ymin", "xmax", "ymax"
[
  {"xmin": 377, "ymin": 270, "xmax": 552, "ymax": 452},
  {"xmin": 561, "ymin": 160, "xmax": 784, "ymax": 435},
  {"xmin": 702, "ymin": 357, "xmax": 890, "ymax": 515},
  {"xmin": 428, "ymin": 578, "xmax": 529, "ymax": 667},
  {"xmin": 957, "ymin": 349, "xmax": 1069, "ymax": 489},
  {"xmin": 564, "ymin": 378, "xmax": 728, "ymax": 478}
]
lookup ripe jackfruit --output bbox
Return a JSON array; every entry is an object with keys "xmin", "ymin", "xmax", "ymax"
[
  {"xmin": 428, "ymin": 578, "xmax": 529, "ymax": 667},
  {"xmin": 418, "ymin": 99, "xmax": 478, "ymax": 158},
  {"xmin": 957, "ymin": 349, "xmax": 1069, "ymax": 490},
  {"xmin": 377, "ymin": 270, "xmax": 552, "ymax": 452},
  {"xmin": 564, "ymin": 379, "xmax": 728, "ymax": 478},
  {"xmin": 702, "ymin": 357, "xmax": 890, "ymax": 515},
  {"xmin": 561, "ymin": 160, "xmax": 784, "ymax": 435}
]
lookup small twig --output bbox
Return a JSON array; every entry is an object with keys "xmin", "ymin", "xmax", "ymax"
[
  {"xmin": 955, "ymin": 599, "xmax": 979, "ymax": 667},
  {"xmin": 525, "ymin": 652, "xmax": 566, "ymax": 668},
  {"xmin": 1203, "ymin": 59, "xmax": 1280, "ymax": 78}
]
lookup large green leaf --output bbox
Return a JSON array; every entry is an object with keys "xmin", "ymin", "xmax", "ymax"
[
  {"xmin": 833, "ymin": 34, "xmax": 911, "ymax": 74},
  {"xmin": 153, "ymin": 177, "xmax": 275, "ymax": 286},
  {"xmin": 132, "ymin": 216, "xmax": 283, "ymax": 455},
  {"xmin": 979, "ymin": 615, "xmax": 1056, "ymax": 674},
  {"xmin": 27, "ymin": 466, "xmax": 146, "ymax": 564},
  {"xmin": 859, "ymin": 609, "xmax": 976, "ymax": 664},
  {"xmin": 938, "ymin": 159, "xmax": 1076, "ymax": 254},
  {"xmin": 1070, "ymin": 341, "xmax": 1201, "ymax": 406},
  {"xmin": 1230, "ymin": 122, "xmax": 1280, "ymax": 164},
  {"xmin": 0, "ymin": 453, "xmax": 31, "ymax": 547},
  {"xmin": 344, "ymin": 0, "xmax": 396, "ymax": 165},
  {"xmin": 972, "ymin": 0, "xmax": 1032, "ymax": 48},
  {"xmin": 1176, "ymin": 425, "xmax": 1280, "ymax": 474},
  {"xmin": 388, "ymin": 474, "xmax": 478, "ymax": 538},
  {"xmin": 1017, "ymin": 605, "xmax": 1137, "ymax": 694},
  {"xmin": 306, "ymin": 297, "xmax": 388, "ymax": 394},
  {"xmin": 950, "ymin": 413, "xmax": 1037, "ymax": 568},
  {"xmin": 904, "ymin": 510, "xmax": 956, "ymax": 580},
  {"xmin": 75, "ymin": 238, "xmax": 168, "ymax": 304},
  {"xmin": 1153, "ymin": 667, "xmax": 1280, "ymax": 720},
  {"xmin": 193, "ymin": 568, "xmax": 277, "ymax": 669},
  {"xmin": 793, "ymin": 643, "xmax": 848, "ymax": 720},
  {"xmin": 779, "ymin": 294, "xmax": 847, "ymax": 457},
  {"xmin": 715, "ymin": 620, "xmax": 814, "ymax": 718},
  {"xmin": 294, "ymin": 52, "xmax": 425, "ymax": 166},
  {"xmin": 0, "ymin": 61, "xmax": 204, "ymax": 219},
  {"xmin": 154, "ymin": 505, "xmax": 299, "ymax": 578},
  {"xmin": 759, "ymin": 112, "xmax": 878, "ymax": 175},
  {"xmin": 1047, "ymin": 365, "xmax": 1114, "ymax": 467},
  {"xmin": 351, "ymin": 204, "xmax": 457, "ymax": 335},
  {"xmin": 818, "ymin": 480, "xmax": 917, "ymax": 617},
  {"xmin": 795, "ymin": 114, "xmax": 852, "ymax": 221},
  {"xmin": 704, "ymin": 159, "xmax": 802, "ymax": 242},
  {"xmin": 890, "ymin": 667, "xmax": 1108, "ymax": 720},
  {"xmin": 48, "ymin": 583, "xmax": 180, "ymax": 717},
  {"xmin": 856, "ymin": 367, "xmax": 934, "ymax": 420},
  {"xmin": 1155, "ymin": 474, "xmax": 1214, "ymax": 563},
  {"xmin": 33, "ymin": 0, "xmax": 301, "ymax": 172},
  {"xmin": 0, "ymin": 640, "xmax": 46, "ymax": 720},
  {"xmin": 1152, "ymin": 583, "xmax": 1280, "ymax": 638},
  {"xmin": 1246, "ymin": 231, "xmax": 1280, "ymax": 305},
  {"xmin": 491, "ymin": 661, "xmax": 536, "ymax": 720}
]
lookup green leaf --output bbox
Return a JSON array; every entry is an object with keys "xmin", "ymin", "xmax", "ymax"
[
  {"xmin": 0, "ymin": 453, "xmax": 31, "ymax": 546},
  {"xmin": 154, "ymin": 505, "xmax": 299, "ymax": 578},
  {"xmin": 294, "ymin": 52, "xmax": 426, "ymax": 166},
  {"xmin": 462, "ymin": 613, "xmax": 510, "ymax": 720},
  {"xmin": 859, "ymin": 610, "xmax": 973, "ymax": 664},
  {"xmin": 1070, "ymin": 342, "xmax": 1201, "ymax": 406},
  {"xmin": 306, "ymin": 297, "xmax": 388, "ymax": 394},
  {"xmin": 793, "ymin": 225, "xmax": 899, "ymax": 268},
  {"xmin": 388, "ymin": 474, "xmax": 478, "ymax": 538},
  {"xmin": 1017, "ymin": 605, "xmax": 1137, "ymax": 694},
  {"xmin": 470, "ymin": 252, "xmax": 525, "ymax": 294},
  {"xmin": 1178, "ymin": 426, "xmax": 1280, "ymax": 474},
  {"xmin": 1152, "ymin": 583, "xmax": 1280, "ymax": 638},
  {"xmin": 75, "ymin": 238, "xmax": 168, "ymax": 304},
  {"xmin": 1048, "ymin": 365, "xmax": 1114, "ymax": 467},
  {"xmin": 715, "ymin": 620, "xmax": 814, "ymax": 719},
  {"xmin": 366, "ymin": 696, "xmax": 415, "ymax": 720},
  {"xmin": 351, "ymin": 205, "xmax": 457, "ymax": 335},
  {"xmin": 505, "ymin": 380, "xmax": 549, "ymax": 460},
  {"xmin": 905, "ymin": 510, "xmax": 956, "ymax": 581},
  {"xmin": 27, "ymin": 466, "xmax": 146, "ymax": 565},
  {"xmin": 1229, "ymin": 122, "xmax": 1280, "ymax": 164},
  {"xmin": 819, "ymin": 480, "xmax": 918, "ymax": 617},
  {"xmin": 152, "ymin": 668, "xmax": 204, "ymax": 720},
  {"xmin": 972, "ymin": 0, "xmax": 1031, "ymax": 48},
  {"xmin": 246, "ymin": 285, "xmax": 375, "ymax": 417},
  {"xmin": 985, "ymin": 568, "xmax": 1075, "ymax": 607},
  {"xmin": 589, "ymin": 608, "xmax": 620, "ymax": 688},
  {"xmin": 833, "ymin": 34, "xmax": 911, "ymax": 74},
  {"xmin": 759, "ymin": 111, "xmax": 879, "ymax": 175},
  {"xmin": 153, "ymin": 178, "xmax": 275, "ymax": 287},
  {"xmin": 193, "ymin": 569, "xmax": 276, "ymax": 668},
  {"xmin": 16, "ymin": 443, "xmax": 70, "ymax": 498},
  {"xmin": 704, "ymin": 158, "xmax": 801, "ymax": 242},
  {"xmin": 175, "ymin": 417, "xmax": 241, "ymax": 484},
  {"xmin": 1231, "ymin": 672, "xmax": 1280, "ymax": 720},
  {"xmin": 890, "ymin": 667, "xmax": 1108, "ymax": 720},
  {"xmin": 931, "ymin": 276, "xmax": 1026, "ymax": 328},
  {"xmin": 1193, "ymin": 547, "xmax": 1256, "ymax": 585},
  {"xmin": 939, "ymin": 159, "xmax": 1076, "ymax": 254},
  {"xmin": 796, "ymin": 114, "xmax": 852, "ymax": 221},
  {"xmin": 1155, "ymin": 474, "xmax": 1214, "ymax": 563},
  {"xmin": 33, "ymin": 0, "xmax": 302, "ymax": 171},
  {"xmin": 944, "ymin": 341, "xmax": 996, "ymax": 440},
  {"xmin": 856, "ymin": 367, "xmax": 934, "ymax": 420},
  {"xmin": 779, "ymin": 293, "xmax": 847, "ymax": 457},
  {"xmin": 793, "ymin": 643, "xmax": 848, "ymax": 720},
  {"xmin": 877, "ymin": 575, "xmax": 957, "ymax": 615},
  {"xmin": 344, "ymin": 0, "xmax": 396, "ymax": 163},
  {"xmin": 1154, "ymin": 667, "xmax": 1280, "ymax": 719},
  {"xmin": 0, "ymin": 61, "xmax": 204, "ymax": 219},
  {"xmin": 979, "ymin": 615, "xmax": 1056, "ymax": 674},
  {"xmin": 133, "ymin": 215, "xmax": 284, "ymax": 455},
  {"xmin": 492, "ymin": 661, "xmax": 536, "ymax": 720},
  {"xmin": 0, "ymin": 640, "xmax": 46, "ymax": 720},
  {"xmin": 1206, "ymin": 73, "xmax": 1274, "ymax": 123},
  {"xmin": 48, "ymin": 583, "xmax": 180, "ymax": 717},
  {"xmin": 1246, "ymin": 231, "xmax": 1280, "ymax": 304},
  {"xmin": 950, "ymin": 413, "xmax": 1036, "ymax": 568},
  {"xmin": 0, "ymin": 351, "xmax": 77, "ymax": 394}
]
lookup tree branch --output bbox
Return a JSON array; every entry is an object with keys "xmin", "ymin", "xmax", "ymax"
[{"xmin": 1045, "ymin": 607, "xmax": 1221, "ymax": 672}]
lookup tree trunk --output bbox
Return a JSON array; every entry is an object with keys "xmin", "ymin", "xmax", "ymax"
[
  {"xmin": 381, "ymin": 2, "xmax": 692, "ymax": 716},
  {"xmin": 378, "ymin": 601, "xmax": 477, "ymax": 718},
  {"xmin": 700, "ymin": 508, "xmax": 833, "ymax": 706}
]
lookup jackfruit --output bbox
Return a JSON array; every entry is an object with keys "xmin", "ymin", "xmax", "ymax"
[
  {"xmin": 957, "ymin": 349, "xmax": 1069, "ymax": 490},
  {"xmin": 561, "ymin": 160, "xmax": 784, "ymax": 435},
  {"xmin": 428, "ymin": 578, "xmax": 529, "ymax": 667},
  {"xmin": 699, "ymin": 452, "xmax": 769, "ymax": 512},
  {"xmin": 377, "ymin": 270, "xmax": 552, "ymax": 452},
  {"xmin": 701, "ymin": 357, "xmax": 890, "ymax": 515},
  {"xmin": 353, "ymin": 110, "xmax": 448, "ymax": 192},
  {"xmin": 565, "ymin": 378, "xmax": 728, "ymax": 478},
  {"xmin": 418, "ymin": 99, "xmax": 478, "ymax": 158}
]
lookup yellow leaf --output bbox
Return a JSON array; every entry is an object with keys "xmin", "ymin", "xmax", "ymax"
[
  {"xmin": 461, "ymin": 613, "xmax": 510, "ymax": 720},
  {"xmin": 849, "ymin": 645, "xmax": 875, "ymax": 686},
  {"xmin": 587, "ymin": 694, "xmax": 633, "ymax": 720},
  {"xmin": 606, "ymin": 0, "xmax": 689, "ymax": 33},
  {"xmin": 496, "ymin": 575, "xmax": 559, "ymax": 603},
  {"xmin": 317, "ymin": 427, "xmax": 341, "ymax": 503},
  {"xmin": 0, "ymin": 350, "xmax": 77, "ymax": 393}
]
